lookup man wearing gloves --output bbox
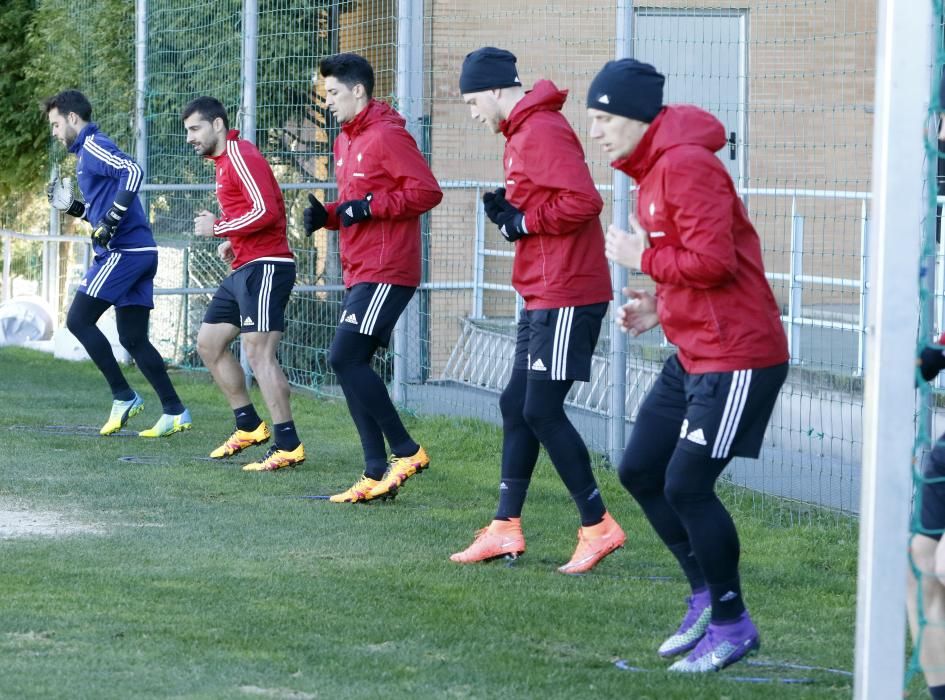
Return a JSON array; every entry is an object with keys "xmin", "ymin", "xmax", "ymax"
[
  {"xmin": 303, "ymin": 53, "xmax": 442, "ymax": 503},
  {"xmin": 450, "ymin": 47, "xmax": 624, "ymax": 574},
  {"xmin": 44, "ymin": 90, "xmax": 191, "ymax": 438},
  {"xmin": 589, "ymin": 59, "xmax": 789, "ymax": 672}
]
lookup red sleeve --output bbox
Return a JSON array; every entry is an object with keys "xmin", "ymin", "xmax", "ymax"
[
  {"xmin": 324, "ymin": 202, "xmax": 340, "ymax": 231},
  {"xmin": 641, "ymin": 151, "xmax": 738, "ymax": 288},
  {"xmin": 366, "ymin": 128, "xmax": 442, "ymax": 221},
  {"xmin": 520, "ymin": 118, "xmax": 603, "ymax": 235},
  {"xmin": 213, "ymin": 142, "xmax": 284, "ymax": 238}
]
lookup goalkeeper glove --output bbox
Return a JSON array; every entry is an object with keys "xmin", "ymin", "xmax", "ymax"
[
  {"xmin": 91, "ymin": 202, "xmax": 127, "ymax": 248},
  {"xmin": 338, "ymin": 194, "xmax": 373, "ymax": 227},
  {"xmin": 46, "ymin": 176, "xmax": 86, "ymax": 218},
  {"xmin": 483, "ymin": 188, "xmax": 527, "ymax": 242}
]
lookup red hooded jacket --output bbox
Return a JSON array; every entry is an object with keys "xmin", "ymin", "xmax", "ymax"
[
  {"xmin": 499, "ymin": 81, "xmax": 613, "ymax": 310},
  {"xmin": 613, "ymin": 105, "xmax": 789, "ymax": 373},
  {"xmin": 324, "ymin": 100, "xmax": 442, "ymax": 288},
  {"xmin": 210, "ymin": 130, "xmax": 293, "ymax": 270}
]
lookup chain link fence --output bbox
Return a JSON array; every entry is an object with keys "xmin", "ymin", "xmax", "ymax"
[{"xmin": 1, "ymin": 0, "xmax": 878, "ymax": 523}]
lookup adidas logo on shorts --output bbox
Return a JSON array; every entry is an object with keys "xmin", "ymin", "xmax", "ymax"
[
  {"xmin": 242, "ymin": 316, "xmax": 255, "ymax": 326},
  {"xmin": 686, "ymin": 428, "xmax": 708, "ymax": 446},
  {"xmin": 531, "ymin": 358, "xmax": 547, "ymax": 372},
  {"xmin": 344, "ymin": 313, "xmax": 358, "ymax": 325}
]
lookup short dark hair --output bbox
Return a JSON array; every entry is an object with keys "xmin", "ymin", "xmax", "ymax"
[
  {"xmin": 42, "ymin": 90, "xmax": 92, "ymax": 121},
  {"xmin": 319, "ymin": 53, "xmax": 375, "ymax": 98},
  {"xmin": 181, "ymin": 96, "xmax": 229, "ymax": 131}
]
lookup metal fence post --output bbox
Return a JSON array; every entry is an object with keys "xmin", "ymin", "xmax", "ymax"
[
  {"xmin": 239, "ymin": 0, "xmax": 259, "ymax": 391},
  {"xmin": 858, "ymin": 201, "xmax": 869, "ymax": 376},
  {"xmin": 1, "ymin": 232, "xmax": 11, "ymax": 303},
  {"xmin": 392, "ymin": 0, "xmax": 425, "ymax": 403},
  {"xmin": 472, "ymin": 187, "xmax": 485, "ymax": 319},
  {"xmin": 789, "ymin": 200, "xmax": 804, "ymax": 364},
  {"xmin": 608, "ymin": 0, "xmax": 633, "ymax": 466},
  {"xmin": 47, "ymin": 171, "xmax": 61, "ymax": 312},
  {"xmin": 135, "ymin": 0, "xmax": 148, "ymax": 188}
]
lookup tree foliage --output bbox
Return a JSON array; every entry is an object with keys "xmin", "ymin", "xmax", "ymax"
[{"xmin": 0, "ymin": 0, "xmax": 46, "ymax": 208}]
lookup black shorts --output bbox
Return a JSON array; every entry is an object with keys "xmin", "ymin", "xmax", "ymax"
[
  {"xmin": 639, "ymin": 354, "xmax": 788, "ymax": 460},
  {"xmin": 203, "ymin": 260, "xmax": 296, "ymax": 333},
  {"xmin": 919, "ymin": 437, "xmax": 945, "ymax": 540},
  {"xmin": 512, "ymin": 302, "xmax": 608, "ymax": 382},
  {"xmin": 336, "ymin": 282, "xmax": 416, "ymax": 347}
]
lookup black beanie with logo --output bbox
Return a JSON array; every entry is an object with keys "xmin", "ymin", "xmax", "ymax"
[
  {"xmin": 459, "ymin": 47, "xmax": 522, "ymax": 94},
  {"xmin": 587, "ymin": 58, "xmax": 665, "ymax": 123}
]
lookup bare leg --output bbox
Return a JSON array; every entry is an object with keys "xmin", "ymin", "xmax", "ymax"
[
  {"xmin": 908, "ymin": 534, "xmax": 945, "ymax": 687},
  {"xmin": 196, "ymin": 322, "xmax": 248, "ymax": 410},
  {"xmin": 241, "ymin": 331, "xmax": 292, "ymax": 424}
]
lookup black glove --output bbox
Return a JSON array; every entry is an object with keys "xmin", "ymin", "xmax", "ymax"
[
  {"xmin": 91, "ymin": 219, "xmax": 118, "ymax": 248},
  {"xmin": 91, "ymin": 192, "xmax": 134, "ymax": 248},
  {"xmin": 483, "ymin": 188, "xmax": 527, "ymax": 242},
  {"xmin": 338, "ymin": 193, "xmax": 373, "ymax": 227},
  {"xmin": 91, "ymin": 203, "xmax": 125, "ymax": 248},
  {"xmin": 303, "ymin": 193, "xmax": 328, "ymax": 236},
  {"xmin": 920, "ymin": 344, "xmax": 945, "ymax": 382}
]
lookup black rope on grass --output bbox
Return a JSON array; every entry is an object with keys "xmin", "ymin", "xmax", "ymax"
[
  {"xmin": 745, "ymin": 659, "xmax": 853, "ymax": 677},
  {"xmin": 613, "ymin": 658, "xmax": 843, "ymax": 684},
  {"xmin": 117, "ymin": 456, "xmax": 163, "ymax": 464}
]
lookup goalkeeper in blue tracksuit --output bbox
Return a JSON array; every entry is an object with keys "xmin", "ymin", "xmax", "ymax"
[{"xmin": 43, "ymin": 89, "xmax": 191, "ymax": 438}]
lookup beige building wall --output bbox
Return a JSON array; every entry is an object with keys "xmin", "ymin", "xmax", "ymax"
[
  {"xmin": 423, "ymin": 0, "xmax": 874, "ymax": 375},
  {"xmin": 325, "ymin": 2, "xmax": 875, "ymax": 376}
]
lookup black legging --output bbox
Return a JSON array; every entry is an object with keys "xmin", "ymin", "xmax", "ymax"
[
  {"xmin": 66, "ymin": 293, "xmax": 184, "ymax": 413},
  {"xmin": 619, "ymin": 406, "xmax": 743, "ymax": 618},
  {"xmin": 328, "ymin": 329, "xmax": 418, "ymax": 478},
  {"xmin": 498, "ymin": 369, "xmax": 605, "ymax": 525}
]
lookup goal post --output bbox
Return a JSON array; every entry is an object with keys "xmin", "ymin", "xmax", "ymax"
[{"xmin": 855, "ymin": 1, "xmax": 934, "ymax": 696}]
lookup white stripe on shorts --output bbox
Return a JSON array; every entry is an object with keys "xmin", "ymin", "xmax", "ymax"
[
  {"xmin": 361, "ymin": 283, "xmax": 391, "ymax": 336},
  {"xmin": 551, "ymin": 306, "xmax": 574, "ymax": 381},
  {"xmin": 87, "ymin": 252, "xmax": 122, "ymax": 297},
  {"xmin": 711, "ymin": 369, "xmax": 753, "ymax": 459},
  {"xmin": 256, "ymin": 264, "xmax": 274, "ymax": 332}
]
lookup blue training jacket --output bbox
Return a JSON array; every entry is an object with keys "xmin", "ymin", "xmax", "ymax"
[{"xmin": 69, "ymin": 123, "xmax": 156, "ymax": 253}]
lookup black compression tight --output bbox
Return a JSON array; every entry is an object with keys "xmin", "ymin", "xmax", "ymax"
[
  {"xmin": 66, "ymin": 293, "xmax": 184, "ymax": 413},
  {"xmin": 497, "ymin": 369, "xmax": 605, "ymax": 525},
  {"xmin": 328, "ymin": 330, "xmax": 418, "ymax": 478}
]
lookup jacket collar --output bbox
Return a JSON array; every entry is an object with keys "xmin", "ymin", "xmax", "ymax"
[{"xmin": 69, "ymin": 122, "xmax": 99, "ymax": 154}]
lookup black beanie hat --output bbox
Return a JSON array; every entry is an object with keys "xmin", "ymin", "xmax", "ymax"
[
  {"xmin": 459, "ymin": 47, "xmax": 522, "ymax": 94},
  {"xmin": 587, "ymin": 58, "xmax": 665, "ymax": 123}
]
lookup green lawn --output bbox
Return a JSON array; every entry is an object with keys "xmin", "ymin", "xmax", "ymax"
[{"xmin": 0, "ymin": 347, "xmax": 856, "ymax": 699}]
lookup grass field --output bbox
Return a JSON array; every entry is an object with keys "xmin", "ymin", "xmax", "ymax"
[{"xmin": 0, "ymin": 347, "xmax": 857, "ymax": 699}]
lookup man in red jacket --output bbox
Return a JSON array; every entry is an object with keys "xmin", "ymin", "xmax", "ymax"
[
  {"xmin": 449, "ymin": 47, "xmax": 625, "ymax": 574},
  {"xmin": 182, "ymin": 96, "xmax": 304, "ymax": 472},
  {"xmin": 588, "ymin": 59, "xmax": 789, "ymax": 672},
  {"xmin": 304, "ymin": 53, "xmax": 442, "ymax": 503}
]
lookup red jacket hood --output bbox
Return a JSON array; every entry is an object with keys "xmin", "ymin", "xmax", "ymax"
[
  {"xmin": 343, "ymin": 99, "xmax": 406, "ymax": 138},
  {"xmin": 612, "ymin": 105, "xmax": 727, "ymax": 181},
  {"xmin": 500, "ymin": 80, "xmax": 568, "ymax": 138}
]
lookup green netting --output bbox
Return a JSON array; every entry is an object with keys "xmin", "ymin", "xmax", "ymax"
[{"xmin": 908, "ymin": 2, "xmax": 945, "ymax": 692}]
